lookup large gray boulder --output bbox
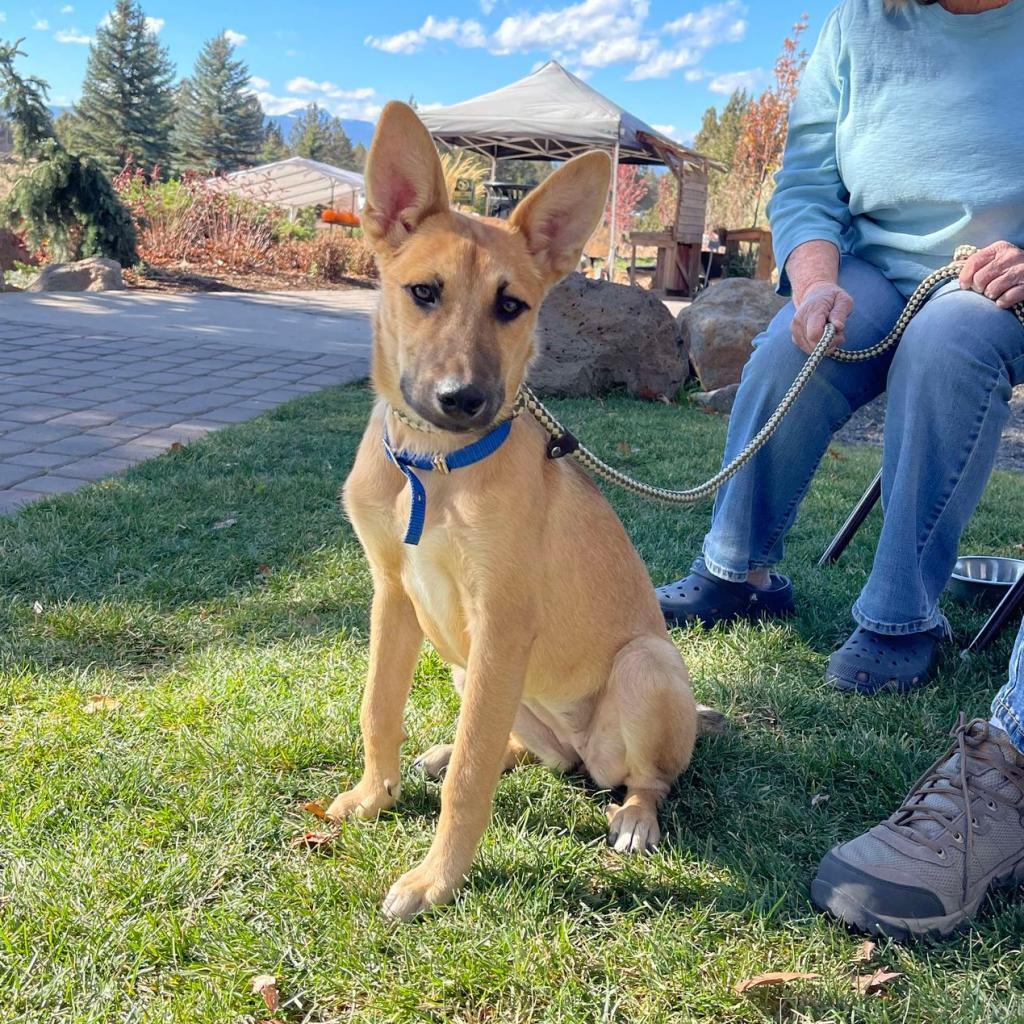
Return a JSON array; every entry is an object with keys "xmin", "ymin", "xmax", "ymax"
[
  {"xmin": 531, "ymin": 274, "xmax": 687, "ymax": 397},
  {"xmin": 26, "ymin": 255, "xmax": 124, "ymax": 293},
  {"xmin": 678, "ymin": 278, "xmax": 788, "ymax": 391}
]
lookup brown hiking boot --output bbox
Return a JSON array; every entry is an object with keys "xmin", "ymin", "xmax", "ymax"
[{"xmin": 812, "ymin": 715, "xmax": 1024, "ymax": 940}]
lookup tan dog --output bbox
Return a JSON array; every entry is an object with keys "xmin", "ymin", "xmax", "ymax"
[{"xmin": 331, "ymin": 101, "xmax": 701, "ymax": 921}]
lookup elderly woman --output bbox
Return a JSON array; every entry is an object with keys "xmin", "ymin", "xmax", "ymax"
[{"xmin": 658, "ymin": 0, "xmax": 1024, "ymax": 938}]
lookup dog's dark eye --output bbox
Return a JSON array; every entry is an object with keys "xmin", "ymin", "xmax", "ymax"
[
  {"xmin": 495, "ymin": 294, "xmax": 528, "ymax": 322},
  {"xmin": 408, "ymin": 283, "xmax": 439, "ymax": 307}
]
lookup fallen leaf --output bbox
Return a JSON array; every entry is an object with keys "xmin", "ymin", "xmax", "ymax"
[
  {"xmin": 301, "ymin": 800, "xmax": 328, "ymax": 820},
  {"xmin": 83, "ymin": 695, "xmax": 121, "ymax": 714},
  {"xmin": 292, "ymin": 829, "xmax": 338, "ymax": 849},
  {"xmin": 616, "ymin": 441, "xmax": 632, "ymax": 454},
  {"xmin": 32, "ymin": 601, "xmax": 43, "ymax": 615},
  {"xmin": 256, "ymin": 564, "xmax": 272, "ymax": 577},
  {"xmin": 810, "ymin": 793, "xmax": 830, "ymax": 808},
  {"xmin": 854, "ymin": 969, "xmax": 902, "ymax": 996},
  {"xmin": 251, "ymin": 973, "xmax": 279, "ymax": 1011},
  {"xmin": 735, "ymin": 971, "xmax": 820, "ymax": 995},
  {"xmin": 827, "ymin": 447, "xmax": 845, "ymax": 460},
  {"xmin": 169, "ymin": 442, "xmax": 184, "ymax": 451},
  {"xmin": 853, "ymin": 940, "xmax": 877, "ymax": 963},
  {"xmin": 212, "ymin": 516, "xmax": 238, "ymax": 530}
]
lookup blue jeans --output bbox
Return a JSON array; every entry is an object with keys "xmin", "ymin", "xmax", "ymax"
[
  {"xmin": 701, "ymin": 255, "xmax": 1024, "ymax": 742},
  {"xmin": 994, "ymin": 619, "xmax": 1024, "ymax": 754}
]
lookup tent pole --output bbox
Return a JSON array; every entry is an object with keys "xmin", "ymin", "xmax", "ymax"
[{"xmin": 607, "ymin": 142, "xmax": 620, "ymax": 281}]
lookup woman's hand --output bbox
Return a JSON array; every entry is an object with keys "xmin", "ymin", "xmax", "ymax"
[
  {"xmin": 959, "ymin": 240, "xmax": 1024, "ymax": 309},
  {"xmin": 791, "ymin": 282, "xmax": 854, "ymax": 354}
]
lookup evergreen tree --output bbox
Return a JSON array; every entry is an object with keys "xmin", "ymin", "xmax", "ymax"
[
  {"xmin": 73, "ymin": 0, "xmax": 175, "ymax": 173},
  {"xmin": 173, "ymin": 33, "xmax": 264, "ymax": 174},
  {"xmin": 259, "ymin": 120, "xmax": 289, "ymax": 163},
  {"xmin": 0, "ymin": 39, "xmax": 137, "ymax": 264},
  {"xmin": 288, "ymin": 103, "xmax": 359, "ymax": 170},
  {"xmin": 694, "ymin": 88, "xmax": 752, "ymax": 229},
  {"xmin": 351, "ymin": 142, "xmax": 367, "ymax": 171}
]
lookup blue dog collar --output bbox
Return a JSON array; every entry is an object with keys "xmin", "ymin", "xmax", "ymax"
[{"xmin": 383, "ymin": 416, "xmax": 513, "ymax": 545}]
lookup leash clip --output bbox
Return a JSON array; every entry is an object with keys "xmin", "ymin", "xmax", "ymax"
[
  {"xmin": 432, "ymin": 453, "xmax": 451, "ymax": 475},
  {"xmin": 546, "ymin": 431, "xmax": 579, "ymax": 460}
]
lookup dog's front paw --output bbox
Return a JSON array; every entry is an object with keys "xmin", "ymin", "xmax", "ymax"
[
  {"xmin": 606, "ymin": 801, "xmax": 661, "ymax": 854},
  {"xmin": 325, "ymin": 778, "xmax": 399, "ymax": 822},
  {"xmin": 382, "ymin": 864, "xmax": 458, "ymax": 921}
]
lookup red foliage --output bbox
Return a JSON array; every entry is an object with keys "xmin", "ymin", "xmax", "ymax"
[
  {"xmin": 734, "ymin": 14, "xmax": 810, "ymax": 223},
  {"xmin": 606, "ymin": 164, "xmax": 648, "ymax": 244}
]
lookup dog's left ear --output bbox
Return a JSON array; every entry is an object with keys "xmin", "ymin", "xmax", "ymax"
[
  {"xmin": 509, "ymin": 151, "xmax": 612, "ymax": 287},
  {"xmin": 363, "ymin": 101, "xmax": 449, "ymax": 252}
]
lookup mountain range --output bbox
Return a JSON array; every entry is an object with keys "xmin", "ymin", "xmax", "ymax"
[{"xmin": 47, "ymin": 107, "xmax": 376, "ymax": 150}]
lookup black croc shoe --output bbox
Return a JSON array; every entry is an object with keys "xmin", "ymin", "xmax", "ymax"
[
  {"xmin": 826, "ymin": 622, "xmax": 949, "ymax": 695},
  {"xmin": 657, "ymin": 557, "xmax": 795, "ymax": 628}
]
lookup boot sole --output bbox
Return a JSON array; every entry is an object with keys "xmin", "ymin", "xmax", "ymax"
[{"xmin": 811, "ymin": 855, "xmax": 1024, "ymax": 941}]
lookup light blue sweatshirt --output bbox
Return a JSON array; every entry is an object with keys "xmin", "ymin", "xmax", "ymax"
[{"xmin": 768, "ymin": 0, "xmax": 1024, "ymax": 297}]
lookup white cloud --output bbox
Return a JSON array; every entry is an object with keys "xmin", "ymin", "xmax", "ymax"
[
  {"xmin": 61, "ymin": 4, "xmax": 74, "ymax": 12},
  {"xmin": 628, "ymin": 45, "xmax": 701, "ymax": 80},
  {"xmin": 248, "ymin": 75, "xmax": 270, "ymax": 90},
  {"xmin": 366, "ymin": 15, "xmax": 487, "ymax": 54},
  {"xmin": 684, "ymin": 68, "xmax": 707, "ymax": 82},
  {"xmin": 225, "ymin": 28, "xmax": 247, "ymax": 46},
  {"xmin": 285, "ymin": 77, "xmax": 374, "ymax": 101},
  {"xmin": 651, "ymin": 123, "xmax": 677, "ymax": 137},
  {"xmin": 55, "ymin": 27, "xmax": 93, "ymax": 44},
  {"xmin": 0, "ymin": 13, "xmax": 8, "ymax": 23},
  {"xmin": 365, "ymin": 0, "xmax": 746, "ymax": 80},
  {"xmin": 34, "ymin": 19, "xmax": 49, "ymax": 29},
  {"xmin": 145, "ymin": 15, "xmax": 164, "ymax": 34},
  {"xmin": 663, "ymin": 0, "xmax": 747, "ymax": 46},
  {"xmin": 708, "ymin": 67, "xmax": 766, "ymax": 94},
  {"xmin": 255, "ymin": 79, "xmax": 382, "ymax": 121}
]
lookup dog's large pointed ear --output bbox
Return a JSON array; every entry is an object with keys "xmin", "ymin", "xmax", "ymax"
[
  {"xmin": 509, "ymin": 151, "xmax": 612, "ymax": 287},
  {"xmin": 362, "ymin": 101, "xmax": 449, "ymax": 252}
]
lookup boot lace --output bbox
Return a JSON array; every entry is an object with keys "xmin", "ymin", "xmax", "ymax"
[{"xmin": 880, "ymin": 714, "xmax": 1024, "ymax": 898}]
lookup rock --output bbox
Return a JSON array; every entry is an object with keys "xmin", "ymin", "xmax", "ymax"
[
  {"xmin": 26, "ymin": 255, "xmax": 124, "ymax": 293},
  {"xmin": 531, "ymin": 273, "xmax": 687, "ymax": 397},
  {"xmin": 677, "ymin": 278, "xmax": 787, "ymax": 391},
  {"xmin": 691, "ymin": 382, "xmax": 739, "ymax": 415}
]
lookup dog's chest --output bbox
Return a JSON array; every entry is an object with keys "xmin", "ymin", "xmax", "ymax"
[{"xmin": 400, "ymin": 541, "xmax": 468, "ymax": 664}]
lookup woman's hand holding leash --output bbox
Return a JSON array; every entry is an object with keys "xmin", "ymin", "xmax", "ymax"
[
  {"xmin": 786, "ymin": 239, "xmax": 854, "ymax": 354},
  {"xmin": 959, "ymin": 240, "xmax": 1024, "ymax": 309}
]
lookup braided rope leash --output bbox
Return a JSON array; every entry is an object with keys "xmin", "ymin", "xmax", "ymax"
[{"xmin": 516, "ymin": 245, "xmax": 1024, "ymax": 505}]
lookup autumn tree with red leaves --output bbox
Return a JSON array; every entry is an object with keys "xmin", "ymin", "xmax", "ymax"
[
  {"xmin": 608, "ymin": 164, "xmax": 648, "ymax": 244},
  {"xmin": 733, "ymin": 14, "xmax": 809, "ymax": 225}
]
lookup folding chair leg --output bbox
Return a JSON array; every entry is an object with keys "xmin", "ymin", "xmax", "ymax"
[
  {"xmin": 817, "ymin": 470, "xmax": 883, "ymax": 568},
  {"xmin": 963, "ymin": 572, "xmax": 1024, "ymax": 656}
]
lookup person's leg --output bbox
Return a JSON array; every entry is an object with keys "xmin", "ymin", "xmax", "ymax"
[
  {"xmin": 699, "ymin": 256, "xmax": 906, "ymax": 582},
  {"xmin": 992, "ymin": 617, "xmax": 1024, "ymax": 755},
  {"xmin": 813, "ymin": 618, "xmax": 1024, "ymax": 939},
  {"xmin": 852, "ymin": 284, "xmax": 1024, "ymax": 633}
]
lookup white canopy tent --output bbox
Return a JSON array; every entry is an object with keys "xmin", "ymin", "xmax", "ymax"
[
  {"xmin": 208, "ymin": 157, "xmax": 364, "ymax": 216},
  {"xmin": 420, "ymin": 61, "xmax": 717, "ymax": 270}
]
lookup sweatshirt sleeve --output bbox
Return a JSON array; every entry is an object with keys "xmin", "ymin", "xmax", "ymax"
[{"xmin": 767, "ymin": 8, "xmax": 851, "ymax": 295}]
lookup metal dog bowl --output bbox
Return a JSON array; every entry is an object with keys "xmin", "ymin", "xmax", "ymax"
[{"xmin": 947, "ymin": 555, "xmax": 1024, "ymax": 606}]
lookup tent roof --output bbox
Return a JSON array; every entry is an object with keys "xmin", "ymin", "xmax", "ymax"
[
  {"xmin": 420, "ymin": 61, "xmax": 714, "ymax": 169},
  {"xmin": 209, "ymin": 157, "xmax": 364, "ymax": 210}
]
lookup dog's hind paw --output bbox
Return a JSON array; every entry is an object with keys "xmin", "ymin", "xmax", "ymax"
[
  {"xmin": 696, "ymin": 703, "xmax": 729, "ymax": 736},
  {"xmin": 382, "ymin": 865, "xmax": 458, "ymax": 922},
  {"xmin": 325, "ymin": 778, "xmax": 399, "ymax": 822},
  {"xmin": 412, "ymin": 743, "xmax": 454, "ymax": 780}
]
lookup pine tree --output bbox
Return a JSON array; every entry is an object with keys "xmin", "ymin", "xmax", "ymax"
[
  {"xmin": 72, "ymin": 0, "xmax": 175, "ymax": 174},
  {"xmin": 0, "ymin": 39, "xmax": 137, "ymax": 265},
  {"xmin": 259, "ymin": 120, "xmax": 289, "ymax": 164},
  {"xmin": 173, "ymin": 33, "xmax": 264, "ymax": 174},
  {"xmin": 288, "ymin": 104, "xmax": 359, "ymax": 170}
]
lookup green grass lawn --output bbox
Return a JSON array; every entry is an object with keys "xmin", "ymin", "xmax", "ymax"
[{"xmin": 2, "ymin": 383, "xmax": 1023, "ymax": 1024}]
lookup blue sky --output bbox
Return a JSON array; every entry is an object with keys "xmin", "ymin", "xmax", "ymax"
[{"xmin": 2, "ymin": 0, "xmax": 834, "ymax": 142}]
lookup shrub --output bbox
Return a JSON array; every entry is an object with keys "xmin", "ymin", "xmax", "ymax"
[
  {"xmin": 269, "ymin": 234, "xmax": 377, "ymax": 283},
  {"xmin": 113, "ymin": 165, "xmax": 280, "ymax": 270}
]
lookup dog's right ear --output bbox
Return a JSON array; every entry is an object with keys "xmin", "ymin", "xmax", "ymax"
[{"xmin": 362, "ymin": 101, "xmax": 449, "ymax": 253}]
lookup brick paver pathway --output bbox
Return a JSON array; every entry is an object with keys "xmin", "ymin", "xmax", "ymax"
[{"xmin": 0, "ymin": 290, "xmax": 375, "ymax": 514}]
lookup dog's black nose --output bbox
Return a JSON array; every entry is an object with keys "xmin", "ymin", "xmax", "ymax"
[{"xmin": 436, "ymin": 382, "xmax": 487, "ymax": 421}]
